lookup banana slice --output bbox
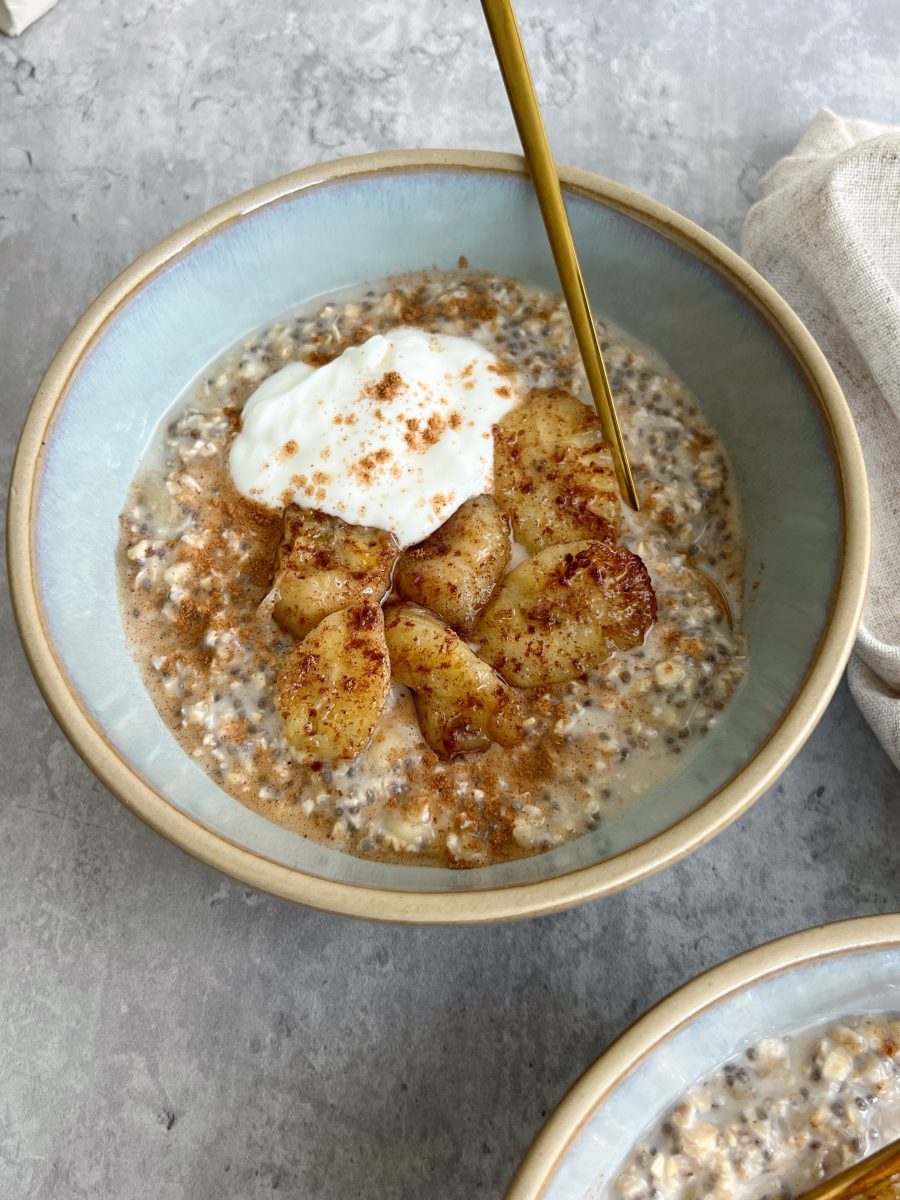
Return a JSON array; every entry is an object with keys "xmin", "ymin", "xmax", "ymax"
[
  {"xmin": 472, "ymin": 540, "xmax": 656, "ymax": 687},
  {"xmin": 393, "ymin": 495, "xmax": 511, "ymax": 630},
  {"xmin": 272, "ymin": 505, "xmax": 398, "ymax": 639},
  {"xmin": 384, "ymin": 604, "xmax": 523, "ymax": 758},
  {"xmin": 493, "ymin": 388, "xmax": 621, "ymax": 552},
  {"xmin": 276, "ymin": 603, "xmax": 390, "ymax": 760}
]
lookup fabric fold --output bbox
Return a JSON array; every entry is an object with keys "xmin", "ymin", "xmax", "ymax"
[
  {"xmin": 0, "ymin": 0, "xmax": 58, "ymax": 37},
  {"xmin": 743, "ymin": 107, "xmax": 900, "ymax": 769}
]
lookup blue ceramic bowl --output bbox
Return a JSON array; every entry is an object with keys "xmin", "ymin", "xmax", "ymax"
[
  {"xmin": 508, "ymin": 915, "xmax": 900, "ymax": 1198},
  {"xmin": 7, "ymin": 151, "xmax": 869, "ymax": 922}
]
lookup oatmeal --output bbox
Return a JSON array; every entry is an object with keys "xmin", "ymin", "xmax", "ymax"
[
  {"xmin": 612, "ymin": 1014, "xmax": 900, "ymax": 1200},
  {"xmin": 118, "ymin": 271, "xmax": 746, "ymax": 867}
]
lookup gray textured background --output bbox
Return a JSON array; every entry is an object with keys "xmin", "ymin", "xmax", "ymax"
[{"xmin": 2, "ymin": 2, "xmax": 899, "ymax": 1197}]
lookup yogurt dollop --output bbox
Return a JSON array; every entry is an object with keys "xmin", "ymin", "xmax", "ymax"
[{"xmin": 229, "ymin": 327, "xmax": 520, "ymax": 546}]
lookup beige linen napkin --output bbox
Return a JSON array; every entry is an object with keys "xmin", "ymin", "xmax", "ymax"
[
  {"xmin": 0, "ymin": 0, "xmax": 57, "ymax": 36},
  {"xmin": 743, "ymin": 108, "xmax": 900, "ymax": 769}
]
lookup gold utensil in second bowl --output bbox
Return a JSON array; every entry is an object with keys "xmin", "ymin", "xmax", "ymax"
[{"xmin": 799, "ymin": 1140, "xmax": 900, "ymax": 1200}]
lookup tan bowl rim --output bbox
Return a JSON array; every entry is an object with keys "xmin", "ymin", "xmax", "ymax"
[
  {"xmin": 506, "ymin": 913, "xmax": 900, "ymax": 1198},
  {"xmin": 6, "ymin": 148, "xmax": 870, "ymax": 924}
]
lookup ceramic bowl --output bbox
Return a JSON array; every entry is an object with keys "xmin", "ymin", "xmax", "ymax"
[
  {"xmin": 7, "ymin": 150, "xmax": 869, "ymax": 923},
  {"xmin": 507, "ymin": 914, "xmax": 900, "ymax": 1198}
]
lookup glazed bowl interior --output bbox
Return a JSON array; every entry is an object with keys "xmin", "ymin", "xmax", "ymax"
[
  {"xmin": 514, "ymin": 922, "xmax": 900, "ymax": 1199},
  {"xmin": 21, "ymin": 155, "xmax": 861, "ymax": 910}
]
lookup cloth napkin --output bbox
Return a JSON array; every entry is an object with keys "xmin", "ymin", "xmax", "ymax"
[
  {"xmin": 743, "ymin": 108, "xmax": 900, "ymax": 769},
  {"xmin": 0, "ymin": 0, "xmax": 57, "ymax": 36}
]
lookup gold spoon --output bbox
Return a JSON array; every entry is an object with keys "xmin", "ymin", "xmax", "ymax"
[
  {"xmin": 797, "ymin": 1136, "xmax": 900, "ymax": 1200},
  {"xmin": 481, "ymin": 0, "xmax": 640, "ymax": 511}
]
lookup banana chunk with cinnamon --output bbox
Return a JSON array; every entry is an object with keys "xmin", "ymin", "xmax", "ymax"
[
  {"xmin": 393, "ymin": 495, "xmax": 511, "ymax": 630},
  {"xmin": 473, "ymin": 540, "xmax": 656, "ymax": 688},
  {"xmin": 276, "ymin": 603, "xmax": 390, "ymax": 760},
  {"xmin": 493, "ymin": 388, "xmax": 621, "ymax": 552},
  {"xmin": 272, "ymin": 505, "xmax": 398, "ymax": 639},
  {"xmin": 384, "ymin": 604, "xmax": 523, "ymax": 758}
]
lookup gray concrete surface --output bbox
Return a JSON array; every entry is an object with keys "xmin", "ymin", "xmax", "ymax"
[{"xmin": 2, "ymin": 1, "xmax": 899, "ymax": 1196}]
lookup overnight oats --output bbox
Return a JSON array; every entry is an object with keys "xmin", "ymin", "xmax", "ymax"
[
  {"xmin": 118, "ymin": 271, "xmax": 747, "ymax": 867},
  {"xmin": 612, "ymin": 1014, "xmax": 900, "ymax": 1200}
]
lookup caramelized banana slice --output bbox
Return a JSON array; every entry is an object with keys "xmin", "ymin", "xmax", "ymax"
[
  {"xmin": 272, "ymin": 506, "xmax": 398, "ymax": 639},
  {"xmin": 473, "ymin": 540, "xmax": 656, "ymax": 687},
  {"xmin": 393, "ymin": 495, "xmax": 511, "ymax": 630},
  {"xmin": 276, "ymin": 603, "xmax": 390, "ymax": 760},
  {"xmin": 384, "ymin": 604, "xmax": 523, "ymax": 758},
  {"xmin": 493, "ymin": 388, "xmax": 620, "ymax": 552}
]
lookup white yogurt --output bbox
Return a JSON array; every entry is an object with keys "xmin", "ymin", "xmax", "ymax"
[{"xmin": 229, "ymin": 327, "xmax": 520, "ymax": 546}]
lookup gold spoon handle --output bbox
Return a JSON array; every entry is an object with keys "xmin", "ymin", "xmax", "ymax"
[
  {"xmin": 797, "ymin": 1138, "xmax": 900, "ymax": 1200},
  {"xmin": 481, "ymin": 0, "xmax": 640, "ymax": 511}
]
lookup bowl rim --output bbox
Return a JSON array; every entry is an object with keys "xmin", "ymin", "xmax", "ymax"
[
  {"xmin": 6, "ymin": 148, "xmax": 870, "ymax": 924},
  {"xmin": 506, "ymin": 913, "xmax": 900, "ymax": 1198}
]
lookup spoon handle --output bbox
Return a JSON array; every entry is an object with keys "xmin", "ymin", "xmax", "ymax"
[
  {"xmin": 481, "ymin": 0, "xmax": 640, "ymax": 511},
  {"xmin": 796, "ymin": 1138, "xmax": 900, "ymax": 1200}
]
